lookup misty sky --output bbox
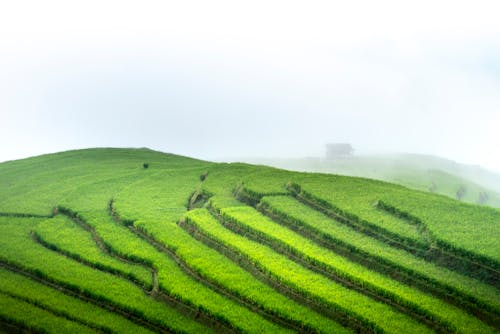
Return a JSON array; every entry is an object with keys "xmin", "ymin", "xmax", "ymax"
[{"xmin": 1, "ymin": 1, "xmax": 500, "ymax": 171}]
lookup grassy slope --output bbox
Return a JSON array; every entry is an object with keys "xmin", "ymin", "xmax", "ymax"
[
  {"xmin": 0, "ymin": 148, "xmax": 498, "ymax": 333},
  {"xmin": 242, "ymin": 154, "xmax": 500, "ymax": 207}
]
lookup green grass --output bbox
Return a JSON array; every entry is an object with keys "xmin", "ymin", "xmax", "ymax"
[
  {"xmin": 217, "ymin": 205, "xmax": 495, "ymax": 333},
  {"xmin": 0, "ymin": 268, "xmax": 155, "ymax": 334},
  {"xmin": 378, "ymin": 190, "xmax": 500, "ymax": 262},
  {"xmin": 244, "ymin": 153, "xmax": 500, "ymax": 207},
  {"xmin": 0, "ymin": 291, "xmax": 97, "ymax": 334},
  {"xmin": 185, "ymin": 208, "xmax": 434, "ymax": 334},
  {"xmin": 0, "ymin": 147, "xmax": 498, "ymax": 333},
  {"xmin": 33, "ymin": 215, "xmax": 152, "ymax": 287},
  {"xmin": 112, "ymin": 170, "xmax": 345, "ymax": 333},
  {"xmin": 0, "ymin": 216, "xmax": 213, "ymax": 334},
  {"xmin": 260, "ymin": 195, "xmax": 500, "ymax": 313},
  {"xmin": 285, "ymin": 174, "xmax": 500, "ymax": 266}
]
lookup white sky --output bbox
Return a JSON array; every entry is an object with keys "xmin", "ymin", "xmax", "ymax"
[{"xmin": 1, "ymin": 0, "xmax": 500, "ymax": 171}]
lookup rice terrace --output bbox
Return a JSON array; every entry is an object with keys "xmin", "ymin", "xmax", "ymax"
[{"xmin": 0, "ymin": 147, "xmax": 499, "ymax": 333}]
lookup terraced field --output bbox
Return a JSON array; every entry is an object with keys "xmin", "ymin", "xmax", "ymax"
[{"xmin": 0, "ymin": 148, "xmax": 498, "ymax": 333}]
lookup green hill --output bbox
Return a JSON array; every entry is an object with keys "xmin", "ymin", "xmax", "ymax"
[
  {"xmin": 0, "ymin": 148, "xmax": 498, "ymax": 333},
  {"xmin": 243, "ymin": 154, "xmax": 500, "ymax": 207}
]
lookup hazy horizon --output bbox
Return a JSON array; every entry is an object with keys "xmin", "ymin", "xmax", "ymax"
[{"xmin": 2, "ymin": 1, "xmax": 500, "ymax": 172}]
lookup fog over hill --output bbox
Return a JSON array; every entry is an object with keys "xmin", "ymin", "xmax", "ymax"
[
  {"xmin": 237, "ymin": 150, "xmax": 500, "ymax": 207},
  {"xmin": 1, "ymin": 1, "xmax": 500, "ymax": 173},
  {"xmin": 1, "ymin": 2, "xmax": 500, "ymax": 333}
]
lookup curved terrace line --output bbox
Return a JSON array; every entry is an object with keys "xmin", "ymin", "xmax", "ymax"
[
  {"xmin": 376, "ymin": 200, "xmax": 500, "ymax": 286},
  {"xmin": 181, "ymin": 212, "xmax": 378, "ymax": 334},
  {"xmin": 108, "ymin": 200, "xmax": 242, "ymax": 334},
  {"xmin": 215, "ymin": 202, "xmax": 454, "ymax": 334},
  {"xmin": 0, "ymin": 312, "xmax": 47, "ymax": 334},
  {"xmin": 0, "ymin": 207, "xmax": 234, "ymax": 333},
  {"xmin": 286, "ymin": 182, "xmax": 500, "ymax": 286},
  {"xmin": 0, "ymin": 289, "xmax": 116, "ymax": 334},
  {"xmin": 42, "ymin": 208, "xmax": 155, "ymax": 291},
  {"xmin": 187, "ymin": 175, "xmax": 354, "ymax": 333},
  {"xmin": 0, "ymin": 261, "xmax": 173, "ymax": 334},
  {"xmin": 254, "ymin": 197, "xmax": 500, "ymax": 329}
]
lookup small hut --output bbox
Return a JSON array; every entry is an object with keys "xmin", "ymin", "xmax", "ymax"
[{"xmin": 325, "ymin": 143, "xmax": 353, "ymax": 160}]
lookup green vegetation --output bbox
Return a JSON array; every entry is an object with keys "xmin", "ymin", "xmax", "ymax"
[
  {"xmin": 0, "ymin": 268, "xmax": 155, "ymax": 334},
  {"xmin": 112, "ymin": 171, "xmax": 344, "ymax": 333},
  {"xmin": 0, "ymin": 291, "xmax": 96, "ymax": 334},
  {"xmin": 0, "ymin": 216, "xmax": 212, "ymax": 334},
  {"xmin": 244, "ymin": 153, "xmax": 500, "ymax": 207},
  {"xmin": 259, "ymin": 196, "xmax": 500, "ymax": 314},
  {"xmin": 185, "ymin": 208, "xmax": 434, "ymax": 334},
  {"xmin": 282, "ymin": 175, "xmax": 500, "ymax": 267},
  {"xmin": 216, "ymin": 205, "xmax": 494, "ymax": 333},
  {"xmin": 33, "ymin": 214, "xmax": 152, "ymax": 288},
  {"xmin": 0, "ymin": 148, "xmax": 498, "ymax": 333}
]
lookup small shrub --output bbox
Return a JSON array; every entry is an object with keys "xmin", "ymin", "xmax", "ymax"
[
  {"xmin": 456, "ymin": 186, "xmax": 466, "ymax": 200},
  {"xmin": 143, "ymin": 163, "xmax": 149, "ymax": 169}
]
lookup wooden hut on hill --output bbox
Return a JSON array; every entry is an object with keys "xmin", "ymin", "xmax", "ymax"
[{"xmin": 325, "ymin": 143, "xmax": 353, "ymax": 159}]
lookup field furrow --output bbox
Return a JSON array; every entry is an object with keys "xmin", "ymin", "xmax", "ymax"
[
  {"xmin": 258, "ymin": 195, "xmax": 500, "ymax": 325},
  {"xmin": 111, "ymin": 197, "xmax": 355, "ymax": 333},
  {"xmin": 218, "ymin": 203, "xmax": 497, "ymax": 333},
  {"xmin": 33, "ymin": 209, "xmax": 240, "ymax": 333},
  {"xmin": 33, "ymin": 213, "xmax": 153, "ymax": 290},
  {"xmin": 0, "ymin": 261, "xmax": 175, "ymax": 334},
  {"xmin": 184, "ymin": 208, "xmax": 436, "ymax": 334},
  {"xmin": 289, "ymin": 181, "xmax": 500, "ymax": 280},
  {"xmin": 0, "ymin": 267, "xmax": 155, "ymax": 334},
  {"xmin": 0, "ymin": 216, "xmax": 214, "ymax": 334},
  {"xmin": 0, "ymin": 291, "xmax": 97, "ymax": 334},
  {"xmin": 180, "ymin": 213, "xmax": 362, "ymax": 333},
  {"xmin": 1, "ymin": 148, "xmax": 497, "ymax": 333},
  {"xmin": 376, "ymin": 200, "xmax": 500, "ymax": 286},
  {"xmin": 108, "ymin": 201, "xmax": 291, "ymax": 334}
]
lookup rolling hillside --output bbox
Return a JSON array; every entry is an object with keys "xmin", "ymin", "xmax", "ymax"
[
  {"xmin": 0, "ymin": 148, "xmax": 499, "ymax": 334},
  {"xmin": 243, "ymin": 154, "xmax": 500, "ymax": 207}
]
